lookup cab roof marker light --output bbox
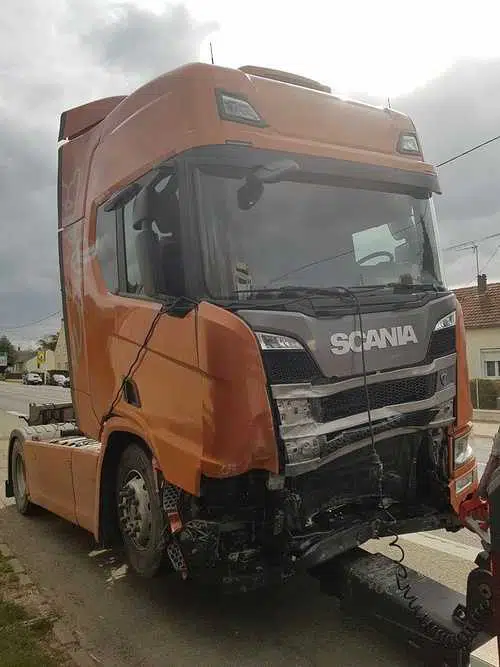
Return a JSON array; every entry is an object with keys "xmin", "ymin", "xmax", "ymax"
[
  {"xmin": 434, "ymin": 311, "xmax": 456, "ymax": 331},
  {"xmin": 215, "ymin": 89, "xmax": 267, "ymax": 127},
  {"xmin": 397, "ymin": 132, "xmax": 422, "ymax": 156}
]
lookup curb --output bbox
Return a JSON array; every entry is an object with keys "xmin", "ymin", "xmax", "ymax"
[
  {"xmin": 471, "ymin": 637, "xmax": 499, "ymax": 666},
  {"xmin": 0, "ymin": 542, "xmax": 102, "ymax": 666}
]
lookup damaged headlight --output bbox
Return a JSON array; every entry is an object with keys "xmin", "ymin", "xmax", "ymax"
[
  {"xmin": 454, "ymin": 432, "xmax": 474, "ymax": 469},
  {"xmin": 276, "ymin": 398, "xmax": 313, "ymax": 426},
  {"xmin": 285, "ymin": 436, "xmax": 325, "ymax": 464}
]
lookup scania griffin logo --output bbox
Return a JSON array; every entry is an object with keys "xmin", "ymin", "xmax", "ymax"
[{"xmin": 330, "ymin": 325, "xmax": 418, "ymax": 355}]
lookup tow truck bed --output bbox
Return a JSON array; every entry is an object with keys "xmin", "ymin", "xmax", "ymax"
[{"xmin": 312, "ymin": 547, "xmax": 494, "ymax": 667}]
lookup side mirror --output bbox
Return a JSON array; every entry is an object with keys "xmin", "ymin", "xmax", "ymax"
[
  {"xmin": 237, "ymin": 159, "xmax": 300, "ymax": 210},
  {"xmin": 252, "ymin": 159, "xmax": 300, "ymax": 184},
  {"xmin": 237, "ymin": 177, "xmax": 264, "ymax": 211}
]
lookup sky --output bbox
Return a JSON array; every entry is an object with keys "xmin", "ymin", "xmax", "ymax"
[{"xmin": 1, "ymin": 0, "xmax": 500, "ymax": 346}]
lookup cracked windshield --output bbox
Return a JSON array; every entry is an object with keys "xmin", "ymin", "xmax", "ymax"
[{"xmin": 196, "ymin": 166, "xmax": 443, "ymax": 300}]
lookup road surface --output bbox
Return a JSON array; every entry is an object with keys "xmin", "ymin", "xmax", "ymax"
[
  {"xmin": 0, "ymin": 381, "xmax": 70, "ymax": 415},
  {"xmin": 0, "ymin": 500, "xmax": 483, "ymax": 667}
]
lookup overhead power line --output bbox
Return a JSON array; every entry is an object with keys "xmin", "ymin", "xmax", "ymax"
[
  {"xmin": 437, "ymin": 133, "xmax": 500, "ymax": 168},
  {"xmin": 443, "ymin": 231, "xmax": 500, "ymax": 253},
  {"xmin": 0, "ymin": 310, "xmax": 62, "ymax": 332}
]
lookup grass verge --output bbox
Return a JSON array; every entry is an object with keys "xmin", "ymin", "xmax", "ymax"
[{"xmin": 0, "ymin": 553, "xmax": 65, "ymax": 666}]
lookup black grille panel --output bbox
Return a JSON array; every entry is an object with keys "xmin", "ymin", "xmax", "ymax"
[
  {"xmin": 316, "ymin": 373, "xmax": 436, "ymax": 423},
  {"xmin": 291, "ymin": 432, "xmax": 422, "ymax": 519},
  {"xmin": 427, "ymin": 327, "xmax": 456, "ymax": 361},
  {"xmin": 262, "ymin": 350, "xmax": 320, "ymax": 384}
]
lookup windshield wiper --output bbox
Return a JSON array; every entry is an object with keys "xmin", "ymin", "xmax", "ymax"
[
  {"xmin": 233, "ymin": 286, "xmax": 357, "ymax": 303},
  {"xmin": 385, "ymin": 282, "xmax": 443, "ymax": 293}
]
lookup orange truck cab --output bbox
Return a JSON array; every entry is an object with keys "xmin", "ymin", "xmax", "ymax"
[{"xmin": 6, "ymin": 63, "xmax": 477, "ymax": 591}]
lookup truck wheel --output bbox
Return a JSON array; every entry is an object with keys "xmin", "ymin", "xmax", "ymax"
[
  {"xmin": 116, "ymin": 443, "xmax": 166, "ymax": 578},
  {"xmin": 11, "ymin": 439, "xmax": 33, "ymax": 515}
]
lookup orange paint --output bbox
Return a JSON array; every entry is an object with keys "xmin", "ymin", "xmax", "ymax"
[
  {"xmin": 23, "ymin": 441, "xmax": 77, "ymax": 524},
  {"xmin": 447, "ymin": 301, "xmax": 478, "ymax": 511},
  {"xmin": 53, "ymin": 61, "xmax": 459, "ymax": 544}
]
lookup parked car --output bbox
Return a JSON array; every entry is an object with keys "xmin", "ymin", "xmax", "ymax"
[
  {"xmin": 23, "ymin": 372, "xmax": 43, "ymax": 385},
  {"xmin": 51, "ymin": 373, "xmax": 70, "ymax": 388}
]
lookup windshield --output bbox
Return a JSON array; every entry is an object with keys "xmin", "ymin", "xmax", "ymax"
[{"xmin": 194, "ymin": 164, "xmax": 444, "ymax": 301}]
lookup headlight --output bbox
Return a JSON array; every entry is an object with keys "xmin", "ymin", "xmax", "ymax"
[
  {"xmin": 434, "ymin": 311, "xmax": 456, "ymax": 331},
  {"xmin": 256, "ymin": 332, "xmax": 304, "ymax": 350},
  {"xmin": 276, "ymin": 398, "xmax": 313, "ymax": 426},
  {"xmin": 454, "ymin": 432, "xmax": 474, "ymax": 468},
  {"xmin": 285, "ymin": 436, "xmax": 324, "ymax": 464},
  {"xmin": 455, "ymin": 469, "xmax": 475, "ymax": 495}
]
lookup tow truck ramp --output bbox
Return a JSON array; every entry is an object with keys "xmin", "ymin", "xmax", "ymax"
[{"xmin": 310, "ymin": 547, "xmax": 494, "ymax": 667}]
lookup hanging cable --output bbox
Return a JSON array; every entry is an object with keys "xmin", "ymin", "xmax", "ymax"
[
  {"xmin": 437, "ymin": 133, "xmax": 500, "ymax": 168},
  {"xmin": 387, "ymin": 535, "xmax": 491, "ymax": 648},
  {"xmin": 98, "ymin": 297, "xmax": 199, "ymax": 441},
  {"xmin": 0, "ymin": 310, "xmax": 61, "ymax": 331},
  {"xmin": 332, "ymin": 287, "xmax": 383, "ymax": 504}
]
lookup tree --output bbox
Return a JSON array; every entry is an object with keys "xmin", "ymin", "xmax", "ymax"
[
  {"xmin": 0, "ymin": 335, "xmax": 17, "ymax": 367},
  {"xmin": 37, "ymin": 333, "xmax": 59, "ymax": 352}
]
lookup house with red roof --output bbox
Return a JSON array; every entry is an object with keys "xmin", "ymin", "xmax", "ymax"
[{"xmin": 453, "ymin": 277, "xmax": 500, "ymax": 379}]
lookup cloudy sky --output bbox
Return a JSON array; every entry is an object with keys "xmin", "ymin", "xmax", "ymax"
[{"xmin": 1, "ymin": 0, "xmax": 499, "ymax": 346}]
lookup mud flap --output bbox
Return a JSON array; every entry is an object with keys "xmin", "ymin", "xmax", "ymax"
[{"xmin": 310, "ymin": 547, "xmax": 493, "ymax": 667}]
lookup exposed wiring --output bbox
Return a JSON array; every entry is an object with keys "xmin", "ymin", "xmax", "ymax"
[
  {"xmin": 334, "ymin": 287, "xmax": 383, "ymax": 505},
  {"xmin": 98, "ymin": 297, "xmax": 198, "ymax": 441}
]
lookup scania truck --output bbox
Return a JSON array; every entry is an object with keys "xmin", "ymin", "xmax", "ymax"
[{"xmin": 6, "ymin": 62, "xmax": 477, "ymax": 593}]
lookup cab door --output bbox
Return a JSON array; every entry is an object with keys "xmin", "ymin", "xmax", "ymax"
[{"xmin": 84, "ymin": 163, "xmax": 202, "ymax": 493}]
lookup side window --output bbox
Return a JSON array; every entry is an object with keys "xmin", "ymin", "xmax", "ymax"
[
  {"xmin": 122, "ymin": 169, "xmax": 184, "ymax": 297},
  {"xmin": 95, "ymin": 206, "xmax": 118, "ymax": 292}
]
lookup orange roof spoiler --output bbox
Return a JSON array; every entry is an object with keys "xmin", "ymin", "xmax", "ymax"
[{"xmin": 58, "ymin": 96, "xmax": 126, "ymax": 141}]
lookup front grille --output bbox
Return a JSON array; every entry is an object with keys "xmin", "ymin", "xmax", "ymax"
[
  {"xmin": 262, "ymin": 350, "xmax": 320, "ymax": 384},
  {"xmin": 315, "ymin": 373, "xmax": 436, "ymax": 423},
  {"xmin": 427, "ymin": 327, "xmax": 456, "ymax": 361}
]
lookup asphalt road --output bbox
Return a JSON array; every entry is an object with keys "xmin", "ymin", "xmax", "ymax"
[
  {"xmin": 0, "ymin": 504, "xmax": 478, "ymax": 667},
  {"xmin": 0, "ymin": 381, "xmax": 70, "ymax": 414}
]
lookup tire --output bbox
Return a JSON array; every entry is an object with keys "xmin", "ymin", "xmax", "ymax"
[
  {"xmin": 116, "ymin": 443, "xmax": 167, "ymax": 578},
  {"xmin": 11, "ymin": 439, "xmax": 34, "ymax": 515}
]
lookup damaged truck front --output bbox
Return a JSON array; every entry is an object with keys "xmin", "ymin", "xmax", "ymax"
[{"xmin": 6, "ymin": 62, "xmax": 477, "ymax": 592}]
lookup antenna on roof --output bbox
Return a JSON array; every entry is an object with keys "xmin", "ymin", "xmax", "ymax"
[
  {"xmin": 443, "ymin": 231, "xmax": 500, "ymax": 287},
  {"xmin": 209, "ymin": 42, "xmax": 215, "ymax": 65}
]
